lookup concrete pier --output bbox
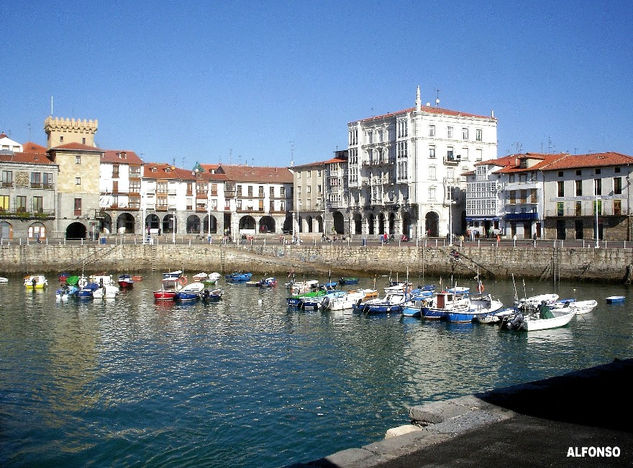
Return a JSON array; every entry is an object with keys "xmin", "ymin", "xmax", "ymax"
[{"xmin": 294, "ymin": 358, "xmax": 633, "ymax": 467}]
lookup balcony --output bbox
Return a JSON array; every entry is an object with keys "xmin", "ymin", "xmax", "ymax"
[
  {"xmin": 504, "ymin": 212, "xmax": 539, "ymax": 221},
  {"xmin": 0, "ymin": 208, "xmax": 55, "ymax": 219},
  {"xmin": 443, "ymin": 156, "xmax": 460, "ymax": 166}
]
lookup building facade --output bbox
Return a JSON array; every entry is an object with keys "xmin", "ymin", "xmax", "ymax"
[{"xmin": 347, "ymin": 86, "xmax": 497, "ymax": 239}]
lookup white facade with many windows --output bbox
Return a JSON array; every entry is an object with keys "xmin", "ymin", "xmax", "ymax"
[{"xmin": 347, "ymin": 86, "xmax": 497, "ymax": 239}]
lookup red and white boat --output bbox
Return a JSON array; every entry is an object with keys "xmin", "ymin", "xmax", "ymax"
[
  {"xmin": 118, "ymin": 274, "xmax": 135, "ymax": 288},
  {"xmin": 153, "ymin": 288, "xmax": 179, "ymax": 301}
]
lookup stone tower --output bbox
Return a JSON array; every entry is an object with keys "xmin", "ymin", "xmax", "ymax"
[{"xmin": 44, "ymin": 116, "xmax": 98, "ymax": 148}]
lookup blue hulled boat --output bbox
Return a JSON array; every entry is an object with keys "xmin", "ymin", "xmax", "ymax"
[
  {"xmin": 422, "ymin": 291, "xmax": 470, "ymax": 320},
  {"xmin": 225, "ymin": 272, "xmax": 253, "ymax": 283},
  {"xmin": 360, "ymin": 292, "xmax": 408, "ymax": 314}
]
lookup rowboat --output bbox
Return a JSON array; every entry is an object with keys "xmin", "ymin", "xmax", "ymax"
[
  {"xmin": 446, "ymin": 295, "xmax": 504, "ymax": 323},
  {"xmin": 118, "ymin": 274, "xmax": 135, "ymax": 288},
  {"xmin": 175, "ymin": 282, "xmax": 205, "ymax": 302},
  {"xmin": 225, "ymin": 272, "xmax": 253, "ymax": 283},
  {"xmin": 200, "ymin": 288, "xmax": 223, "ymax": 302},
  {"xmin": 357, "ymin": 292, "xmax": 408, "ymax": 314},
  {"xmin": 606, "ymin": 296, "xmax": 625, "ymax": 304}
]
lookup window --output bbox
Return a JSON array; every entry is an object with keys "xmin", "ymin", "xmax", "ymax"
[
  {"xmin": 446, "ymin": 146, "xmax": 454, "ymax": 160},
  {"xmin": 16, "ymin": 196, "xmax": 27, "ymax": 212},
  {"xmin": 614, "ymin": 177, "xmax": 622, "ymax": 194},
  {"xmin": 33, "ymin": 196, "xmax": 43, "ymax": 213},
  {"xmin": 475, "ymin": 129, "xmax": 482, "ymax": 141},
  {"xmin": 476, "ymin": 149, "xmax": 483, "ymax": 161},
  {"xmin": 0, "ymin": 195, "xmax": 9, "ymax": 211},
  {"xmin": 462, "ymin": 128, "xmax": 469, "ymax": 140},
  {"xmin": 615, "ymin": 167, "xmax": 621, "ymax": 173},
  {"xmin": 558, "ymin": 171, "xmax": 564, "ymax": 178},
  {"xmin": 82, "ymin": 137, "xmax": 86, "ymax": 144},
  {"xmin": 429, "ymin": 145, "xmax": 436, "ymax": 159},
  {"xmin": 429, "ymin": 125, "xmax": 435, "ymax": 137},
  {"xmin": 258, "ymin": 186, "xmax": 264, "ymax": 197},
  {"xmin": 576, "ymin": 170, "xmax": 582, "ymax": 176},
  {"xmin": 575, "ymin": 180, "xmax": 582, "ymax": 196},
  {"xmin": 112, "ymin": 164, "xmax": 119, "ymax": 178},
  {"xmin": 575, "ymin": 201, "xmax": 582, "ymax": 216},
  {"xmin": 2, "ymin": 170, "xmax": 13, "ymax": 187},
  {"xmin": 595, "ymin": 168, "xmax": 601, "ymax": 175},
  {"xmin": 557, "ymin": 181, "xmax": 564, "ymax": 197},
  {"xmin": 59, "ymin": 136, "xmax": 64, "ymax": 143},
  {"xmin": 509, "ymin": 190, "xmax": 516, "ymax": 204},
  {"xmin": 75, "ymin": 177, "xmax": 81, "ymax": 185},
  {"xmin": 557, "ymin": 202, "xmax": 564, "ymax": 216},
  {"xmin": 429, "ymin": 166, "xmax": 436, "ymax": 180},
  {"xmin": 43, "ymin": 173, "xmax": 53, "ymax": 188},
  {"xmin": 429, "ymin": 186, "xmax": 436, "ymax": 201},
  {"xmin": 595, "ymin": 179, "xmax": 602, "ymax": 195},
  {"xmin": 614, "ymin": 199, "xmax": 622, "ymax": 215},
  {"xmin": 593, "ymin": 199, "xmax": 602, "ymax": 215},
  {"xmin": 75, "ymin": 155, "xmax": 81, "ymax": 164},
  {"xmin": 447, "ymin": 126, "xmax": 453, "ymax": 138}
]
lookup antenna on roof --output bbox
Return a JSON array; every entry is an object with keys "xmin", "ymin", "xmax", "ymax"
[
  {"xmin": 289, "ymin": 140, "xmax": 295, "ymax": 167},
  {"xmin": 228, "ymin": 148, "xmax": 232, "ymax": 165},
  {"xmin": 50, "ymin": 96, "xmax": 54, "ymax": 116}
]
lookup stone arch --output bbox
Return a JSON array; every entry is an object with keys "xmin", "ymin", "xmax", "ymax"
[
  {"xmin": 306, "ymin": 216, "xmax": 313, "ymax": 233},
  {"xmin": 425, "ymin": 211, "xmax": 439, "ymax": 237},
  {"xmin": 66, "ymin": 222, "xmax": 87, "ymax": 239},
  {"xmin": 315, "ymin": 215, "xmax": 324, "ymax": 233},
  {"xmin": 282, "ymin": 214, "xmax": 292, "ymax": 233},
  {"xmin": 146, "ymin": 214, "xmax": 160, "ymax": 232},
  {"xmin": 368, "ymin": 213, "xmax": 375, "ymax": 235},
  {"xmin": 378, "ymin": 213, "xmax": 385, "ymax": 235},
  {"xmin": 28, "ymin": 222, "xmax": 47, "ymax": 241},
  {"xmin": 353, "ymin": 213, "xmax": 362, "ymax": 235},
  {"xmin": 332, "ymin": 211, "xmax": 344, "ymax": 234},
  {"xmin": 0, "ymin": 221, "xmax": 13, "ymax": 239},
  {"xmin": 388, "ymin": 212, "xmax": 396, "ymax": 234},
  {"xmin": 162, "ymin": 214, "xmax": 176, "ymax": 234},
  {"xmin": 203, "ymin": 214, "xmax": 218, "ymax": 234},
  {"xmin": 100, "ymin": 213, "xmax": 113, "ymax": 234},
  {"xmin": 402, "ymin": 211, "xmax": 411, "ymax": 238},
  {"xmin": 259, "ymin": 216, "xmax": 275, "ymax": 233},
  {"xmin": 186, "ymin": 214, "xmax": 201, "ymax": 233},
  {"xmin": 116, "ymin": 213, "xmax": 135, "ymax": 234},
  {"xmin": 239, "ymin": 215, "xmax": 256, "ymax": 233}
]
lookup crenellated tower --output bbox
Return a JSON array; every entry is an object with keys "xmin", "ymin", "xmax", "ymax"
[{"xmin": 44, "ymin": 116, "xmax": 98, "ymax": 148}]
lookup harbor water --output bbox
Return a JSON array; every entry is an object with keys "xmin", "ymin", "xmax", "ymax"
[{"xmin": 1, "ymin": 272, "xmax": 632, "ymax": 466}]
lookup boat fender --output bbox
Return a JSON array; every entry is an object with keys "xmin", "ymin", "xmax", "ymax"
[
  {"xmin": 179, "ymin": 276, "xmax": 188, "ymax": 285},
  {"xmin": 322, "ymin": 297, "xmax": 330, "ymax": 309}
]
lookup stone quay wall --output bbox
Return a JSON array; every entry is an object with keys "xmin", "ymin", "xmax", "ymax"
[{"xmin": 1, "ymin": 241, "xmax": 632, "ymax": 282}]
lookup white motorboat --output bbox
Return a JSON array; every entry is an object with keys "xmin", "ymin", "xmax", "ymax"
[{"xmin": 503, "ymin": 304, "xmax": 575, "ymax": 331}]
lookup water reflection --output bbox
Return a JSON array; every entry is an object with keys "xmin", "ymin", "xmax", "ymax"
[{"xmin": 0, "ymin": 272, "xmax": 632, "ymax": 467}]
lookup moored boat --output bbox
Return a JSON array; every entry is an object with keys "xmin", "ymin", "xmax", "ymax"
[
  {"xmin": 175, "ymin": 282, "xmax": 205, "ymax": 301},
  {"xmin": 118, "ymin": 274, "xmax": 135, "ymax": 288},
  {"xmin": 257, "ymin": 277, "xmax": 277, "ymax": 288},
  {"xmin": 322, "ymin": 289, "xmax": 376, "ymax": 311},
  {"xmin": 502, "ymin": 303, "xmax": 575, "ymax": 331},
  {"xmin": 446, "ymin": 294, "xmax": 504, "ymax": 323},
  {"xmin": 551, "ymin": 299, "xmax": 598, "ymax": 315},
  {"xmin": 287, "ymin": 279, "xmax": 319, "ymax": 295},
  {"xmin": 422, "ymin": 291, "xmax": 470, "ymax": 320},
  {"xmin": 606, "ymin": 296, "xmax": 625, "ymax": 304},
  {"xmin": 358, "ymin": 292, "xmax": 408, "ymax": 314},
  {"xmin": 225, "ymin": 272, "xmax": 253, "ymax": 283},
  {"xmin": 24, "ymin": 274, "xmax": 48, "ymax": 289},
  {"xmin": 200, "ymin": 288, "xmax": 223, "ymax": 302},
  {"xmin": 338, "ymin": 277, "xmax": 359, "ymax": 285},
  {"xmin": 56, "ymin": 285, "xmax": 79, "ymax": 302}
]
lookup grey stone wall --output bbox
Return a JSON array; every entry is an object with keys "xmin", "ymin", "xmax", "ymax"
[{"xmin": 1, "ymin": 241, "xmax": 632, "ymax": 282}]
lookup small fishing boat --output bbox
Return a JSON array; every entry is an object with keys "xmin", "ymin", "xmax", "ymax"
[
  {"xmin": 358, "ymin": 292, "xmax": 408, "ymax": 314},
  {"xmin": 446, "ymin": 286, "xmax": 470, "ymax": 296},
  {"xmin": 606, "ymin": 296, "xmax": 625, "ymax": 304},
  {"xmin": 502, "ymin": 303, "xmax": 575, "ymax": 331},
  {"xmin": 422, "ymin": 291, "xmax": 470, "ymax": 320},
  {"xmin": 287, "ymin": 289, "xmax": 327, "ymax": 308},
  {"xmin": 401, "ymin": 295, "xmax": 433, "ymax": 318},
  {"xmin": 225, "ymin": 272, "xmax": 253, "ymax": 283},
  {"xmin": 77, "ymin": 282, "xmax": 100, "ymax": 300},
  {"xmin": 56, "ymin": 285, "xmax": 79, "ymax": 302},
  {"xmin": 551, "ymin": 299, "xmax": 598, "ymax": 315},
  {"xmin": 24, "ymin": 275, "xmax": 48, "ymax": 289},
  {"xmin": 153, "ymin": 287, "xmax": 179, "ymax": 301},
  {"xmin": 0, "ymin": 277, "xmax": 8, "ymax": 284},
  {"xmin": 93, "ymin": 283, "xmax": 120, "ymax": 299},
  {"xmin": 338, "ymin": 277, "xmax": 359, "ymax": 285},
  {"xmin": 384, "ymin": 281, "xmax": 412, "ymax": 294},
  {"xmin": 475, "ymin": 307, "xmax": 516, "ymax": 324},
  {"xmin": 287, "ymin": 279, "xmax": 319, "ymax": 295},
  {"xmin": 322, "ymin": 289, "xmax": 376, "ymax": 311},
  {"xmin": 515, "ymin": 293, "xmax": 559, "ymax": 311},
  {"xmin": 118, "ymin": 274, "xmax": 135, "ymax": 288},
  {"xmin": 200, "ymin": 288, "xmax": 223, "ymax": 303},
  {"xmin": 446, "ymin": 294, "xmax": 504, "ymax": 323},
  {"xmin": 257, "ymin": 277, "xmax": 277, "ymax": 288},
  {"xmin": 175, "ymin": 282, "xmax": 205, "ymax": 302}
]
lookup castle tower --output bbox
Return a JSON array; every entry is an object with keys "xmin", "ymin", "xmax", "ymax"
[{"xmin": 44, "ymin": 116, "xmax": 98, "ymax": 148}]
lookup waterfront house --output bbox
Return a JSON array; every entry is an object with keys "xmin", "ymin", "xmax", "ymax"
[{"xmin": 347, "ymin": 86, "xmax": 498, "ymax": 240}]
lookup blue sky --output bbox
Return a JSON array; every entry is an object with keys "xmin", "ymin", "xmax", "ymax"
[{"xmin": 2, "ymin": 0, "xmax": 632, "ymax": 168}]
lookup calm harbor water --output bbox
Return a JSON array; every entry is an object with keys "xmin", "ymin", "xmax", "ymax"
[{"xmin": 1, "ymin": 272, "xmax": 632, "ymax": 467}]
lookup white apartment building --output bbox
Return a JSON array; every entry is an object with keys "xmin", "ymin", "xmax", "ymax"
[{"xmin": 347, "ymin": 86, "xmax": 497, "ymax": 239}]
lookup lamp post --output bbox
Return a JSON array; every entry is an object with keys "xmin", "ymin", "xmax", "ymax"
[
  {"xmin": 447, "ymin": 185, "xmax": 454, "ymax": 246},
  {"xmin": 172, "ymin": 208, "xmax": 176, "ymax": 244},
  {"xmin": 595, "ymin": 191, "xmax": 599, "ymax": 248}
]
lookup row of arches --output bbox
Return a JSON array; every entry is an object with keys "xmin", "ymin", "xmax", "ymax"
[{"xmin": 348, "ymin": 211, "xmax": 440, "ymax": 237}]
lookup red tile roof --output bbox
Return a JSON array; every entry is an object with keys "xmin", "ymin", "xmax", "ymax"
[
  {"xmin": 217, "ymin": 164, "xmax": 293, "ymax": 183},
  {"xmin": 101, "ymin": 150, "xmax": 144, "ymax": 165},
  {"xmin": 291, "ymin": 157, "xmax": 347, "ymax": 169},
  {"xmin": 352, "ymin": 104, "xmax": 494, "ymax": 124},
  {"xmin": 143, "ymin": 163, "xmax": 196, "ymax": 180},
  {"xmin": 49, "ymin": 142, "xmax": 104, "ymax": 152},
  {"xmin": 538, "ymin": 152, "xmax": 633, "ymax": 171},
  {"xmin": 0, "ymin": 151, "xmax": 56, "ymax": 165},
  {"xmin": 477, "ymin": 152, "xmax": 633, "ymax": 174},
  {"xmin": 197, "ymin": 163, "xmax": 220, "ymax": 173},
  {"xmin": 22, "ymin": 141, "xmax": 47, "ymax": 152}
]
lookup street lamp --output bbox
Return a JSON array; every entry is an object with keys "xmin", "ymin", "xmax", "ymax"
[
  {"xmin": 595, "ymin": 191, "xmax": 599, "ymax": 248},
  {"xmin": 172, "ymin": 208, "xmax": 177, "ymax": 244}
]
